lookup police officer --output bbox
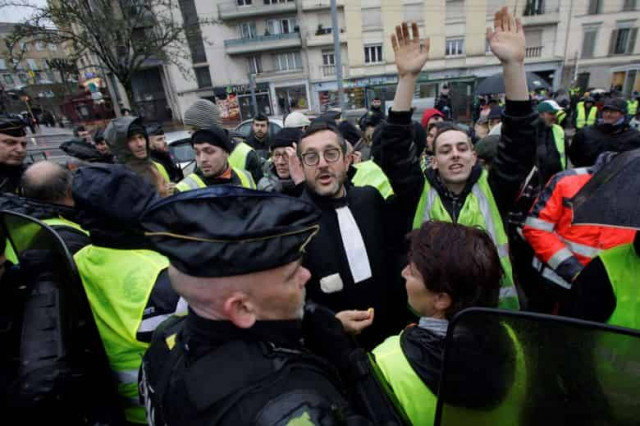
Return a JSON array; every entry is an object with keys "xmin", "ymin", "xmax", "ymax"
[
  {"xmin": 175, "ymin": 127, "xmax": 256, "ymax": 191},
  {"xmin": 72, "ymin": 165, "xmax": 186, "ymax": 424},
  {"xmin": 139, "ymin": 186, "xmax": 374, "ymax": 425},
  {"xmin": 0, "ymin": 116, "xmax": 27, "ymax": 194}
]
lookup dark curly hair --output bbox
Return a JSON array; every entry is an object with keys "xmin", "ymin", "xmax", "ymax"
[{"xmin": 408, "ymin": 221, "xmax": 503, "ymax": 319}]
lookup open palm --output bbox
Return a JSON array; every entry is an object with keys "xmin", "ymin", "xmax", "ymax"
[
  {"xmin": 392, "ymin": 22, "xmax": 430, "ymax": 77},
  {"xmin": 487, "ymin": 7, "xmax": 525, "ymax": 64}
]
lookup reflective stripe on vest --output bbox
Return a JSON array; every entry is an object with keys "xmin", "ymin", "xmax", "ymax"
[
  {"xmin": 551, "ymin": 124, "xmax": 567, "ymax": 170},
  {"xmin": 560, "ymin": 236, "xmax": 602, "ymax": 259},
  {"xmin": 233, "ymin": 167, "xmax": 257, "ymax": 189},
  {"xmin": 153, "ymin": 161, "xmax": 170, "ymax": 183},
  {"xmin": 412, "ymin": 171, "xmax": 519, "ymax": 310},
  {"xmin": 352, "ymin": 160, "xmax": 395, "ymax": 200},
  {"xmin": 43, "ymin": 216, "xmax": 89, "ymax": 235},
  {"xmin": 175, "ymin": 173, "xmax": 206, "ymax": 192},
  {"xmin": 228, "ymin": 141, "xmax": 253, "ymax": 171},
  {"xmin": 576, "ymin": 102, "xmax": 597, "ymax": 129},
  {"xmin": 373, "ymin": 334, "xmax": 436, "ymax": 425},
  {"xmin": 74, "ymin": 246, "xmax": 169, "ymax": 424},
  {"xmin": 600, "ymin": 243, "xmax": 640, "ymax": 329},
  {"xmin": 628, "ymin": 100, "xmax": 638, "ymax": 116}
]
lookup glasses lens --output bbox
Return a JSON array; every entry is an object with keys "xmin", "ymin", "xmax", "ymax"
[
  {"xmin": 303, "ymin": 152, "xmax": 319, "ymax": 166},
  {"xmin": 325, "ymin": 149, "xmax": 340, "ymax": 163}
]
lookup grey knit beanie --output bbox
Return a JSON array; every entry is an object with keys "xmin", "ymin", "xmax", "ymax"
[{"xmin": 184, "ymin": 99, "xmax": 222, "ymax": 129}]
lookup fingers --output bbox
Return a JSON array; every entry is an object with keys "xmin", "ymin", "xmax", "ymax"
[
  {"xmin": 501, "ymin": 7, "xmax": 510, "ymax": 32},
  {"xmin": 494, "ymin": 9, "xmax": 501, "ymax": 32},
  {"xmin": 401, "ymin": 22, "xmax": 410, "ymax": 41},
  {"xmin": 486, "ymin": 27, "xmax": 493, "ymax": 42},
  {"xmin": 516, "ymin": 17, "xmax": 523, "ymax": 34},
  {"xmin": 423, "ymin": 37, "xmax": 430, "ymax": 54},
  {"xmin": 411, "ymin": 22, "xmax": 419, "ymax": 40},
  {"xmin": 395, "ymin": 24, "xmax": 403, "ymax": 45},
  {"xmin": 391, "ymin": 34, "xmax": 398, "ymax": 51}
]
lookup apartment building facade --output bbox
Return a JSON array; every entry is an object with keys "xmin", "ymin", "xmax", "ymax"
[{"xmin": 562, "ymin": 0, "xmax": 640, "ymax": 96}]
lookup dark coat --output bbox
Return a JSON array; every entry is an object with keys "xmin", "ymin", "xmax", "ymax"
[{"xmin": 569, "ymin": 120, "xmax": 640, "ymax": 167}]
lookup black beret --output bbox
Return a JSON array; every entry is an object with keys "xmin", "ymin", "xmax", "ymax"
[
  {"xmin": 0, "ymin": 116, "xmax": 26, "ymax": 137},
  {"xmin": 270, "ymin": 127, "xmax": 302, "ymax": 150},
  {"xmin": 127, "ymin": 122, "xmax": 148, "ymax": 139},
  {"xmin": 140, "ymin": 186, "xmax": 320, "ymax": 278},
  {"xmin": 72, "ymin": 164, "xmax": 158, "ymax": 232},
  {"xmin": 191, "ymin": 127, "xmax": 230, "ymax": 152}
]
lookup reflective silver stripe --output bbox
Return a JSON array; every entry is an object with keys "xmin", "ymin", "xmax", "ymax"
[
  {"xmin": 471, "ymin": 184, "xmax": 502, "ymax": 252},
  {"xmin": 497, "ymin": 243, "xmax": 509, "ymax": 258},
  {"xmin": 421, "ymin": 187, "xmax": 438, "ymax": 222},
  {"xmin": 560, "ymin": 237, "xmax": 601, "ymax": 258},
  {"xmin": 178, "ymin": 175, "xmax": 202, "ymax": 191},
  {"xmin": 541, "ymin": 266, "xmax": 572, "ymax": 289},
  {"xmin": 548, "ymin": 247, "xmax": 574, "ymax": 269},
  {"xmin": 524, "ymin": 217, "xmax": 555, "ymax": 232},
  {"xmin": 573, "ymin": 167, "xmax": 590, "ymax": 175},
  {"xmin": 500, "ymin": 286, "xmax": 518, "ymax": 300},
  {"xmin": 116, "ymin": 369, "xmax": 139, "ymax": 384},
  {"xmin": 138, "ymin": 297, "xmax": 189, "ymax": 334}
]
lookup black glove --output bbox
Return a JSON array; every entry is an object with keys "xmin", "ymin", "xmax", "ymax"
[{"xmin": 302, "ymin": 302, "xmax": 359, "ymax": 371}]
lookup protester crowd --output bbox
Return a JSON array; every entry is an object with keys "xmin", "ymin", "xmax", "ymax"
[{"xmin": 2, "ymin": 7, "xmax": 640, "ymax": 426}]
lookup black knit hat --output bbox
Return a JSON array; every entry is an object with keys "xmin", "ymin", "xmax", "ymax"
[
  {"xmin": 191, "ymin": 127, "xmax": 231, "ymax": 152},
  {"xmin": 270, "ymin": 127, "xmax": 302, "ymax": 150},
  {"xmin": 337, "ymin": 121, "xmax": 362, "ymax": 146}
]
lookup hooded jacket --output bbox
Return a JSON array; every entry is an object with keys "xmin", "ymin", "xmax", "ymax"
[
  {"xmin": 569, "ymin": 119, "xmax": 640, "ymax": 167},
  {"xmin": 104, "ymin": 117, "xmax": 151, "ymax": 166}
]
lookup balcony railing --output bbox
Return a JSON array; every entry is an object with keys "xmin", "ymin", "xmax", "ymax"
[
  {"xmin": 224, "ymin": 32, "xmax": 302, "ymax": 54},
  {"xmin": 218, "ymin": 1, "xmax": 297, "ymax": 20},
  {"xmin": 224, "ymin": 32, "xmax": 300, "ymax": 48},
  {"xmin": 255, "ymin": 67, "xmax": 304, "ymax": 79},
  {"xmin": 525, "ymin": 46, "xmax": 543, "ymax": 58},
  {"xmin": 321, "ymin": 64, "xmax": 336, "ymax": 77}
]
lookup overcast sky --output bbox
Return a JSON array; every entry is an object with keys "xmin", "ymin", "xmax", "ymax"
[{"xmin": 0, "ymin": 0, "xmax": 47, "ymax": 24}]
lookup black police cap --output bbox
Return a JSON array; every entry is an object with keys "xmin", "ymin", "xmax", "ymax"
[
  {"xmin": 0, "ymin": 116, "xmax": 26, "ymax": 137},
  {"xmin": 140, "ymin": 186, "xmax": 320, "ymax": 278}
]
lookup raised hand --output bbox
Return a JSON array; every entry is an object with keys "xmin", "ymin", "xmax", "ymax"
[
  {"xmin": 487, "ymin": 7, "xmax": 525, "ymax": 65},
  {"xmin": 392, "ymin": 22, "xmax": 430, "ymax": 78},
  {"xmin": 286, "ymin": 143, "xmax": 305, "ymax": 185}
]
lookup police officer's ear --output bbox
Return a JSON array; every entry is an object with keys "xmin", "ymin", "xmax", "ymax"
[{"xmin": 223, "ymin": 293, "xmax": 257, "ymax": 329}]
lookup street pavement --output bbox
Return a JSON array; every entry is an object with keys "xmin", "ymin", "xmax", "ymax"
[{"xmin": 26, "ymin": 125, "xmax": 74, "ymax": 163}]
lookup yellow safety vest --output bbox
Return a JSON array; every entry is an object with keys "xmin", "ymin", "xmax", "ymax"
[
  {"xmin": 352, "ymin": 161, "xmax": 394, "ymax": 200},
  {"xmin": 373, "ymin": 326, "xmax": 526, "ymax": 426},
  {"xmin": 627, "ymin": 100, "xmax": 638, "ymax": 116},
  {"xmin": 152, "ymin": 161, "xmax": 170, "ymax": 183},
  {"xmin": 576, "ymin": 102, "xmax": 597, "ymax": 129},
  {"xmin": 74, "ymin": 246, "xmax": 169, "ymax": 424},
  {"xmin": 600, "ymin": 243, "xmax": 640, "ymax": 330},
  {"xmin": 412, "ymin": 171, "xmax": 519, "ymax": 310},
  {"xmin": 228, "ymin": 141, "xmax": 254, "ymax": 171},
  {"xmin": 175, "ymin": 167, "xmax": 256, "ymax": 192},
  {"xmin": 551, "ymin": 124, "xmax": 567, "ymax": 170}
]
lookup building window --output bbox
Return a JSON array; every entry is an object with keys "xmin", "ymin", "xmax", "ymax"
[
  {"xmin": 588, "ymin": 0, "xmax": 602, "ymax": 14},
  {"xmin": 610, "ymin": 27, "xmax": 638, "ymax": 55},
  {"xmin": 239, "ymin": 22, "xmax": 257, "ymax": 39},
  {"xmin": 445, "ymin": 38, "xmax": 464, "ymax": 57},
  {"xmin": 274, "ymin": 52, "xmax": 302, "ymax": 71},
  {"xmin": 48, "ymin": 43, "xmax": 57, "ymax": 51},
  {"xmin": 237, "ymin": 0, "xmax": 251, "ymax": 5},
  {"xmin": 322, "ymin": 50, "xmax": 335, "ymax": 65},
  {"xmin": 524, "ymin": 0, "xmax": 544, "ymax": 16},
  {"xmin": 27, "ymin": 59, "xmax": 38, "ymax": 70},
  {"xmin": 18, "ymin": 73, "xmax": 27, "ymax": 83},
  {"xmin": 194, "ymin": 66, "xmax": 211, "ymax": 88},
  {"xmin": 623, "ymin": 0, "xmax": 636, "ymax": 11},
  {"xmin": 0, "ymin": 59, "xmax": 6, "ymax": 70},
  {"xmin": 362, "ymin": 8, "xmax": 382, "ymax": 30},
  {"xmin": 248, "ymin": 55, "xmax": 262, "ymax": 74},
  {"xmin": 3, "ymin": 74, "xmax": 13, "ymax": 84},
  {"xmin": 364, "ymin": 44, "xmax": 383, "ymax": 64},
  {"xmin": 263, "ymin": 0, "xmax": 294, "ymax": 4},
  {"xmin": 403, "ymin": 3, "xmax": 423, "ymax": 23},
  {"xmin": 266, "ymin": 17, "xmax": 297, "ymax": 35},
  {"xmin": 581, "ymin": 28, "xmax": 598, "ymax": 58}
]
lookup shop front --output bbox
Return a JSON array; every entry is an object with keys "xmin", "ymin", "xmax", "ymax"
[
  {"xmin": 211, "ymin": 82, "xmax": 272, "ymax": 124},
  {"xmin": 610, "ymin": 65, "xmax": 640, "ymax": 97},
  {"xmin": 271, "ymin": 80, "xmax": 310, "ymax": 115}
]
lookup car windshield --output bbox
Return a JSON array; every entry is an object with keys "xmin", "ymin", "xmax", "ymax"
[{"xmin": 170, "ymin": 140, "xmax": 195, "ymax": 162}]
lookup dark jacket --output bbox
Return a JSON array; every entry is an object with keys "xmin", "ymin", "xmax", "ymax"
[
  {"xmin": 300, "ymin": 186, "xmax": 407, "ymax": 350},
  {"xmin": 569, "ymin": 120, "xmax": 640, "ymax": 167},
  {"xmin": 0, "ymin": 164, "xmax": 24, "ymax": 194},
  {"xmin": 150, "ymin": 149, "xmax": 184, "ymax": 183},
  {"xmin": 375, "ymin": 102, "xmax": 537, "ymax": 231},
  {"xmin": 245, "ymin": 133, "xmax": 270, "ymax": 159},
  {"xmin": 560, "ymin": 233, "xmax": 640, "ymax": 323},
  {"xmin": 142, "ymin": 313, "xmax": 366, "ymax": 425}
]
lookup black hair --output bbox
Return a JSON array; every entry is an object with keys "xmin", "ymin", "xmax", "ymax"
[
  {"xmin": 74, "ymin": 125, "xmax": 86, "ymax": 137},
  {"xmin": 253, "ymin": 113, "xmax": 269, "ymax": 123},
  {"xmin": 299, "ymin": 120, "xmax": 347, "ymax": 155}
]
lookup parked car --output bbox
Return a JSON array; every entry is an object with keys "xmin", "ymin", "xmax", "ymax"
[
  {"xmin": 166, "ymin": 129, "xmax": 195, "ymax": 175},
  {"xmin": 234, "ymin": 117, "xmax": 283, "ymax": 139}
]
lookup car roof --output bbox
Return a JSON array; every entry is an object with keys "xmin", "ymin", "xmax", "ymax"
[{"xmin": 165, "ymin": 130, "xmax": 192, "ymax": 144}]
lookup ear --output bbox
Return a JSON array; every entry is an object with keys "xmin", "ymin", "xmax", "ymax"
[
  {"xmin": 434, "ymin": 292, "xmax": 452, "ymax": 313},
  {"xmin": 223, "ymin": 292, "xmax": 256, "ymax": 329},
  {"xmin": 344, "ymin": 150, "xmax": 352, "ymax": 168}
]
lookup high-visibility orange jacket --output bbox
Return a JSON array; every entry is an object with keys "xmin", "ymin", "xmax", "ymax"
[{"xmin": 523, "ymin": 167, "xmax": 635, "ymax": 289}]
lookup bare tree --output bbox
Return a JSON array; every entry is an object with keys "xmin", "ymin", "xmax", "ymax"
[{"xmin": 2, "ymin": 0, "xmax": 213, "ymax": 111}]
